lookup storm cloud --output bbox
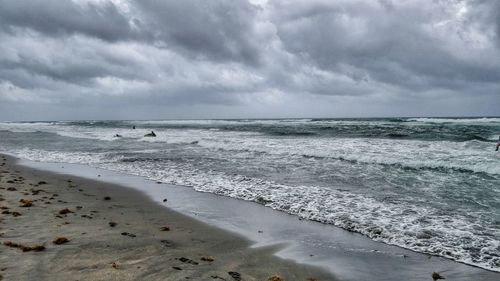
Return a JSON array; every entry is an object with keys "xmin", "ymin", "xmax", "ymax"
[{"xmin": 0, "ymin": 0, "xmax": 499, "ymax": 120}]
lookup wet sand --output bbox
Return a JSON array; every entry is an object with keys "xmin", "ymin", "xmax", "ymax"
[{"xmin": 0, "ymin": 154, "xmax": 334, "ymax": 281}]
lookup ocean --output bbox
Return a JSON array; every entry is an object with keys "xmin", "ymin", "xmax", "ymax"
[{"xmin": 0, "ymin": 117, "xmax": 499, "ymax": 271}]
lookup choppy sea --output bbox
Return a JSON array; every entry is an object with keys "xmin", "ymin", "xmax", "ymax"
[{"xmin": 1, "ymin": 117, "xmax": 499, "ymax": 271}]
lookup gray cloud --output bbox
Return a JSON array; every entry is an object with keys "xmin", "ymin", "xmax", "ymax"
[
  {"xmin": 131, "ymin": 0, "xmax": 263, "ymax": 65},
  {"xmin": 0, "ymin": 32, "xmax": 153, "ymax": 89},
  {"xmin": 0, "ymin": 0, "xmax": 499, "ymax": 121},
  {"xmin": 0, "ymin": 0, "xmax": 138, "ymax": 42},
  {"xmin": 270, "ymin": 0, "xmax": 500, "ymax": 92}
]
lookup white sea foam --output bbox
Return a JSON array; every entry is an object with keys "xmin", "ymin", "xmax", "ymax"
[
  {"xmin": 198, "ymin": 136, "xmax": 500, "ymax": 175},
  {"xmin": 101, "ymin": 159, "xmax": 500, "ymax": 272},
  {"xmin": 13, "ymin": 148, "xmax": 110, "ymax": 164},
  {"xmin": 2, "ymin": 121, "xmax": 499, "ymax": 176},
  {"xmin": 0, "ymin": 122, "xmax": 58, "ymax": 133},
  {"xmin": 16, "ymin": 149, "xmax": 496, "ymax": 271}
]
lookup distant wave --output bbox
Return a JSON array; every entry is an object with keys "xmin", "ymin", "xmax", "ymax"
[
  {"xmin": 470, "ymin": 135, "xmax": 495, "ymax": 142},
  {"xmin": 408, "ymin": 117, "xmax": 500, "ymax": 123},
  {"xmin": 2, "ymin": 119, "xmax": 499, "ymax": 143},
  {"xmin": 267, "ymin": 130, "xmax": 317, "ymax": 136},
  {"xmin": 384, "ymin": 133, "xmax": 410, "ymax": 138},
  {"xmin": 297, "ymin": 154, "xmax": 500, "ymax": 176}
]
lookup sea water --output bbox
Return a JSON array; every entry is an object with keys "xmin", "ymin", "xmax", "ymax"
[{"xmin": 0, "ymin": 117, "xmax": 499, "ymax": 271}]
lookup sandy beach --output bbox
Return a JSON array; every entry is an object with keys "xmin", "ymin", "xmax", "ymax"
[{"xmin": 0, "ymin": 154, "xmax": 334, "ymax": 281}]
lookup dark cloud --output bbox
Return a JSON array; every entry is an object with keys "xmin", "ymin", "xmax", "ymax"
[
  {"xmin": 132, "ymin": 0, "xmax": 263, "ymax": 65},
  {"xmin": 270, "ymin": 0, "xmax": 500, "ymax": 93},
  {"xmin": 0, "ymin": 32, "xmax": 154, "ymax": 89},
  {"xmin": 474, "ymin": 1, "xmax": 500, "ymax": 29},
  {"xmin": 0, "ymin": 0, "xmax": 138, "ymax": 42},
  {"xmin": 0, "ymin": 0, "xmax": 265, "ymax": 65},
  {"xmin": 0, "ymin": 0, "xmax": 499, "ymax": 121}
]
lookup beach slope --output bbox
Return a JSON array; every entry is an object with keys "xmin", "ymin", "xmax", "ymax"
[{"xmin": 0, "ymin": 154, "xmax": 334, "ymax": 281}]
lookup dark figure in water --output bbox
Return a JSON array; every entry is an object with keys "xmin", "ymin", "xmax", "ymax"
[
  {"xmin": 496, "ymin": 136, "xmax": 500, "ymax": 151},
  {"xmin": 114, "ymin": 134, "xmax": 122, "ymax": 138},
  {"xmin": 145, "ymin": 131, "xmax": 156, "ymax": 137},
  {"xmin": 132, "ymin": 125, "xmax": 136, "ymax": 129}
]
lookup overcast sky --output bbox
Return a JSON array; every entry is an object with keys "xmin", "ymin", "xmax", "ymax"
[{"xmin": 0, "ymin": 0, "xmax": 499, "ymax": 121}]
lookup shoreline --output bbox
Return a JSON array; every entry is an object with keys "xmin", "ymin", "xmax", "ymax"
[
  {"xmin": 3, "ymin": 153, "xmax": 500, "ymax": 280},
  {"xmin": 0, "ymin": 154, "xmax": 334, "ymax": 280}
]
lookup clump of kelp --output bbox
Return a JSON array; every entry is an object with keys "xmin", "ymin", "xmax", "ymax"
[{"xmin": 3, "ymin": 241, "xmax": 45, "ymax": 252}]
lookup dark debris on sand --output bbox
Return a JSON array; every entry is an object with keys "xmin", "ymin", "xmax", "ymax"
[
  {"xmin": 53, "ymin": 237, "xmax": 70, "ymax": 245},
  {"xmin": 432, "ymin": 272, "xmax": 445, "ymax": 280},
  {"xmin": 11, "ymin": 211, "xmax": 22, "ymax": 217},
  {"xmin": 267, "ymin": 275, "xmax": 284, "ymax": 281},
  {"xmin": 178, "ymin": 257, "xmax": 199, "ymax": 265},
  {"xmin": 160, "ymin": 239, "xmax": 174, "ymax": 248},
  {"xmin": 160, "ymin": 225, "xmax": 170, "ymax": 231},
  {"xmin": 201, "ymin": 256, "xmax": 215, "ymax": 262},
  {"xmin": 19, "ymin": 199, "xmax": 33, "ymax": 207},
  {"xmin": 111, "ymin": 262, "xmax": 119, "ymax": 269},
  {"xmin": 228, "ymin": 271, "xmax": 242, "ymax": 281},
  {"xmin": 3, "ymin": 241, "xmax": 46, "ymax": 252},
  {"xmin": 58, "ymin": 208, "xmax": 73, "ymax": 215}
]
